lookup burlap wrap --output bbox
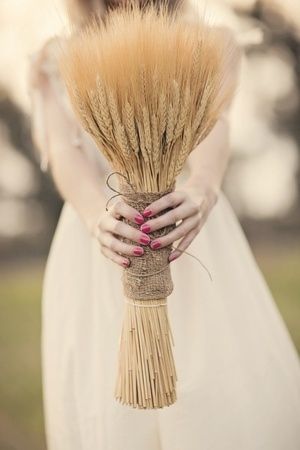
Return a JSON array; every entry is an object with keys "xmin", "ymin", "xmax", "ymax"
[{"xmin": 120, "ymin": 183, "xmax": 176, "ymax": 301}]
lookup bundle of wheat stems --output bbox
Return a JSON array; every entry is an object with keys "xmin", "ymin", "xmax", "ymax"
[{"xmin": 59, "ymin": 0, "xmax": 238, "ymax": 409}]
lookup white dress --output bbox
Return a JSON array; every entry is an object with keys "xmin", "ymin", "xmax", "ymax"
[{"xmin": 28, "ymin": 35, "xmax": 300, "ymax": 450}]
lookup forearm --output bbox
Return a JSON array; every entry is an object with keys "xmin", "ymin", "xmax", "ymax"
[
  {"xmin": 185, "ymin": 115, "xmax": 231, "ymax": 197},
  {"xmin": 43, "ymin": 86, "xmax": 106, "ymax": 234},
  {"xmin": 51, "ymin": 141, "xmax": 106, "ymax": 234},
  {"xmin": 185, "ymin": 26, "xmax": 241, "ymax": 195}
]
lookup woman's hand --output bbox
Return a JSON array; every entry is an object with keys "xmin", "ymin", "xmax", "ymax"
[
  {"xmin": 139, "ymin": 182, "xmax": 219, "ymax": 262},
  {"xmin": 94, "ymin": 182, "xmax": 218, "ymax": 267},
  {"xmin": 95, "ymin": 199, "xmax": 151, "ymax": 268}
]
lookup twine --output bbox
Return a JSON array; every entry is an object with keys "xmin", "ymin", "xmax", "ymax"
[
  {"xmin": 105, "ymin": 172, "xmax": 213, "ymax": 298},
  {"xmin": 123, "ymin": 188, "xmax": 175, "ymax": 300},
  {"xmin": 124, "ymin": 298, "xmax": 167, "ymax": 307}
]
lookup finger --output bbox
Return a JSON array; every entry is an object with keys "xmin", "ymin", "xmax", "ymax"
[
  {"xmin": 141, "ymin": 201, "xmax": 200, "ymax": 233},
  {"xmin": 109, "ymin": 199, "xmax": 145, "ymax": 225},
  {"xmin": 101, "ymin": 233, "xmax": 145, "ymax": 257},
  {"xmin": 104, "ymin": 217, "xmax": 151, "ymax": 246},
  {"xmin": 142, "ymin": 191, "xmax": 186, "ymax": 218},
  {"xmin": 100, "ymin": 246, "xmax": 130, "ymax": 268},
  {"xmin": 150, "ymin": 215, "xmax": 199, "ymax": 249},
  {"xmin": 168, "ymin": 229, "xmax": 198, "ymax": 262}
]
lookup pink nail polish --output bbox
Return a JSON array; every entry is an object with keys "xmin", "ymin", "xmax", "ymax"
[
  {"xmin": 133, "ymin": 247, "xmax": 144, "ymax": 256},
  {"xmin": 140, "ymin": 235, "xmax": 150, "ymax": 245},
  {"xmin": 151, "ymin": 241, "xmax": 161, "ymax": 250},
  {"xmin": 169, "ymin": 253, "xmax": 178, "ymax": 262},
  {"xmin": 140, "ymin": 224, "xmax": 151, "ymax": 233},
  {"xmin": 134, "ymin": 214, "xmax": 144, "ymax": 224},
  {"xmin": 143, "ymin": 209, "xmax": 152, "ymax": 218},
  {"xmin": 122, "ymin": 259, "xmax": 130, "ymax": 267}
]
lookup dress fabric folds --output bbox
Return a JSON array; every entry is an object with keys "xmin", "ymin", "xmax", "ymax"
[{"xmin": 41, "ymin": 178, "xmax": 300, "ymax": 450}]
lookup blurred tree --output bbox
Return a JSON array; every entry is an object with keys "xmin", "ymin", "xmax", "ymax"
[{"xmin": 0, "ymin": 86, "xmax": 62, "ymax": 261}]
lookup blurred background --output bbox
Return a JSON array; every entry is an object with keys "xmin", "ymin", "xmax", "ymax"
[{"xmin": 0, "ymin": 0, "xmax": 299, "ymax": 448}]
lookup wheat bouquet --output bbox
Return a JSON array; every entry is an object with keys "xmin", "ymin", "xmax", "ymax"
[{"xmin": 59, "ymin": 0, "xmax": 238, "ymax": 409}]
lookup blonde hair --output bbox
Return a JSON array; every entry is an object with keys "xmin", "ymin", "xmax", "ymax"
[
  {"xmin": 64, "ymin": 0, "xmax": 183, "ymax": 28},
  {"xmin": 64, "ymin": 0, "xmax": 105, "ymax": 27}
]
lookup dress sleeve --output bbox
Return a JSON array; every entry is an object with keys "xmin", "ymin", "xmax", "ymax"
[
  {"xmin": 27, "ymin": 37, "xmax": 108, "ymax": 176},
  {"xmin": 27, "ymin": 43, "xmax": 52, "ymax": 172},
  {"xmin": 27, "ymin": 37, "xmax": 66, "ymax": 172},
  {"xmin": 27, "ymin": 37, "xmax": 82, "ymax": 172}
]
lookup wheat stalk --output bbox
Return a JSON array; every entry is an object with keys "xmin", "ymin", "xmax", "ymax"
[
  {"xmin": 166, "ymin": 105, "xmax": 175, "ymax": 147},
  {"xmin": 59, "ymin": 0, "xmax": 239, "ymax": 410},
  {"xmin": 136, "ymin": 118, "xmax": 149, "ymax": 166},
  {"xmin": 142, "ymin": 106, "xmax": 152, "ymax": 160},
  {"xmin": 87, "ymin": 89, "xmax": 112, "ymax": 144},
  {"xmin": 174, "ymin": 124, "xmax": 192, "ymax": 178},
  {"xmin": 95, "ymin": 75, "xmax": 113, "ymax": 134},
  {"xmin": 172, "ymin": 79, "xmax": 180, "ymax": 129},
  {"xmin": 173, "ymin": 84, "xmax": 190, "ymax": 141},
  {"xmin": 123, "ymin": 100, "xmax": 139, "ymax": 156},
  {"xmin": 158, "ymin": 93, "xmax": 167, "ymax": 139},
  {"xmin": 150, "ymin": 112, "xmax": 160, "ymax": 176}
]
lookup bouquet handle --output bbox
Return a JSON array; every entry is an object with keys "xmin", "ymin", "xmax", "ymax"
[{"xmin": 114, "ymin": 183, "xmax": 178, "ymax": 409}]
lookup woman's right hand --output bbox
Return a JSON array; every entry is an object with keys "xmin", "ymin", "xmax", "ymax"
[{"xmin": 94, "ymin": 199, "xmax": 151, "ymax": 268}]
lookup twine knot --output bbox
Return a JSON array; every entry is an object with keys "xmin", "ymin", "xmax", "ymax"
[{"xmin": 105, "ymin": 172, "xmax": 213, "ymax": 298}]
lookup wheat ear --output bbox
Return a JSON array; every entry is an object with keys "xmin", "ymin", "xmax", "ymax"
[{"xmin": 123, "ymin": 100, "xmax": 140, "ymax": 155}]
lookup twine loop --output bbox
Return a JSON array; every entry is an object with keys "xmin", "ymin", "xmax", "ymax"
[{"xmin": 105, "ymin": 172, "xmax": 213, "ymax": 299}]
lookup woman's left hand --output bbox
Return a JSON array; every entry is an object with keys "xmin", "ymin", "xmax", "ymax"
[{"xmin": 140, "ymin": 183, "xmax": 218, "ymax": 262}]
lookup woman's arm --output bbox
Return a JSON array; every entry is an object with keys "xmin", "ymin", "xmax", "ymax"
[
  {"xmin": 138, "ymin": 29, "xmax": 242, "ymax": 261},
  {"xmin": 28, "ymin": 43, "xmax": 152, "ymax": 267},
  {"xmin": 28, "ymin": 41, "xmax": 107, "ymax": 232},
  {"xmin": 29, "ymin": 28, "xmax": 240, "ymax": 267},
  {"xmin": 37, "ymin": 77, "xmax": 107, "ymax": 233},
  {"xmin": 184, "ymin": 114, "xmax": 231, "ymax": 203},
  {"xmin": 184, "ymin": 26, "xmax": 241, "ymax": 200},
  {"xmin": 137, "ymin": 116, "xmax": 231, "ymax": 261}
]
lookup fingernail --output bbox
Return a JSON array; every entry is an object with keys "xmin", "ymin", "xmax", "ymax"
[
  {"xmin": 143, "ymin": 209, "xmax": 152, "ymax": 218},
  {"xmin": 122, "ymin": 259, "xmax": 130, "ymax": 267},
  {"xmin": 140, "ymin": 224, "xmax": 151, "ymax": 233},
  {"xmin": 134, "ymin": 214, "xmax": 144, "ymax": 225},
  {"xmin": 169, "ymin": 253, "xmax": 178, "ymax": 262},
  {"xmin": 150, "ymin": 240, "xmax": 161, "ymax": 250},
  {"xmin": 140, "ymin": 235, "xmax": 150, "ymax": 245},
  {"xmin": 133, "ymin": 247, "xmax": 144, "ymax": 256}
]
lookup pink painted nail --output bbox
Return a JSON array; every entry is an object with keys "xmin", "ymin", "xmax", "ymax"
[
  {"xmin": 140, "ymin": 224, "xmax": 151, "ymax": 233},
  {"xmin": 143, "ymin": 209, "xmax": 152, "ymax": 218},
  {"xmin": 169, "ymin": 253, "xmax": 178, "ymax": 262},
  {"xmin": 133, "ymin": 247, "xmax": 144, "ymax": 256},
  {"xmin": 122, "ymin": 259, "xmax": 130, "ymax": 267},
  {"xmin": 140, "ymin": 235, "xmax": 150, "ymax": 245},
  {"xmin": 134, "ymin": 214, "xmax": 144, "ymax": 225},
  {"xmin": 151, "ymin": 240, "xmax": 161, "ymax": 250}
]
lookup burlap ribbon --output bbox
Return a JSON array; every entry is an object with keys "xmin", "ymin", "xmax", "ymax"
[
  {"xmin": 105, "ymin": 172, "xmax": 213, "ymax": 301},
  {"xmin": 120, "ymin": 183, "xmax": 176, "ymax": 301}
]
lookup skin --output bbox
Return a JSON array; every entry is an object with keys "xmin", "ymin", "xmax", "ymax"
[
  {"xmin": 97, "ymin": 186, "xmax": 217, "ymax": 267},
  {"xmin": 96, "ymin": 116, "xmax": 228, "ymax": 267},
  {"xmin": 29, "ymin": 5, "xmax": 240, "ymax": 270}
]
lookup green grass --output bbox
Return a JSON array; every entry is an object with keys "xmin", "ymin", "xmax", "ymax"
[
  {"xmin": 252, "ymin": 244, "xmax": 300, "ymax": 355},
  {"xmin": 0, "ymin": 245, "xmax": 299, "ymax": 449},
  {"xmin": 0, "ymin": 264, "xmax": 46, "ymax": 450}
]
